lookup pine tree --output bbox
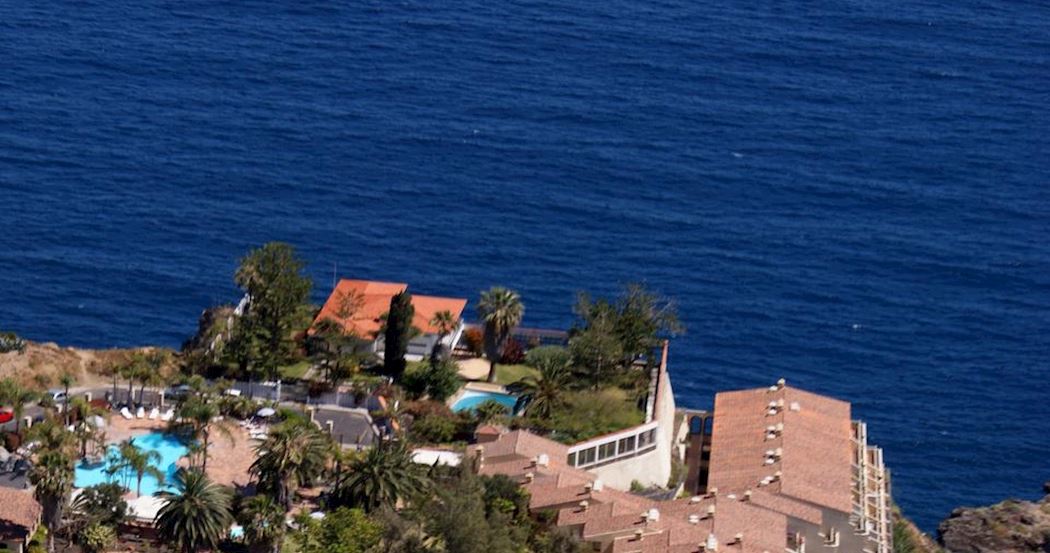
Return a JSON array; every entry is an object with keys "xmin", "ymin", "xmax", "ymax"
[{"xmin": 383, "ymin": 290, "xmax": 415, "ymax": 379}]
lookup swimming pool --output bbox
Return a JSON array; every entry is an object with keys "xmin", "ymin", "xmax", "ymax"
[
  {"xmin": 451, "ymin": 389, "xmax": 520, "ymax": 414},
  {"xmin": 75, "ymin": 431, "xmax": 188, "ymax": 496}
]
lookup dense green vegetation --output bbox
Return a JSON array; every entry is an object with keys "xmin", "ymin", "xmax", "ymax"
[{"xmin": 0, "ymin": 243, "xmax": 687, "ymax": 553}]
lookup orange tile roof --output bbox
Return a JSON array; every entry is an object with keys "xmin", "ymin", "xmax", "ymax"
[
  {"xmin": 312, "ymin": 279, "xmax": 466, "ymax": 337},
  {"xmin": 0, "ymin": 488, "xmax": 41, "ymax": 539},
  {"xmin": 473, "ymin": 430, "xmax": 790, "ymax": 553},
  {"xmin": 708, "ymin": 383, "xmax": 854, "ymax": 514}
]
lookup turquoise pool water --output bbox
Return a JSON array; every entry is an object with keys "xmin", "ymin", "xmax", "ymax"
[
  {"xmin": 451, "ymin": 389, "xmax": 519, "ymax": 414},
  {"xmin": 75, "ymin": 431, "xmax": 188, "ymax": 496}
]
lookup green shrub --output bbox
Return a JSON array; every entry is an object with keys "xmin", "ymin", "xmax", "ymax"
[
  {"xmin": 402, "ymin": 359, "xmax": 462, "ymax": 402},
  {"xmin": 475, "ymin": 400, "xmax": 509, "ymax": 424},
  {"xmin": 411, "ymin": 415, "xmax": 456, "ymax": 443},
  {"xmin": 0, "ymin": 332, "xmax": 26, "ymax": 354},
  {"xmin": 425, "ymin": 359, "xmax": 461, "ymax": 401},
  {"xmin": 217, "ymin": 396, "xmax": 256, "ymax": 419},
  {"xmin": 28, "ymin": 525, "xmax": 47, "ymax": 553},
  {"xmin": 79, "ymin": 523, "xmax": 116, "ymax": 553},
  {"xmin": 401, "ymin": 367, "xmax": 429, "ymax": 399}
]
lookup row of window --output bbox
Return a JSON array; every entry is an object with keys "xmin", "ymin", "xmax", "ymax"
[{"xmin": 566, "ymin": 428, "xmax": 658, "ymax": 468}]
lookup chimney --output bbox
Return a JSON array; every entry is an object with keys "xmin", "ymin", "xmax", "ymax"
[
  {"xmin": 592, "ymin": 479, "xmax": 604, "ymax": 492},
  {"xmin": 777, "ymin": 378, "xmax": 786, "ymax": 389},
  {"xmin": 706, "ymin": 504, "xmax": 716, "ymax": 518},
  {"xmin": 734, "ymin": 533, "xmax": 744, "ymax": 545},
  {"xmin": 524, "ymin": 472, "xmax": 535, "ymax": 483},
  {"xmin": 706, "ymin": 533, "xmax": 719, "ymax": 551},
  {"xmin": 743, "ymin": 490, "xmax": 752, "ymax": 501},
  {"xmin": 579, "ymin": 500, "xmax": 589, "ymax": 512},
  {"xmin": 536, "ymin": 453, "xmax": 550, "ymax": 467}
]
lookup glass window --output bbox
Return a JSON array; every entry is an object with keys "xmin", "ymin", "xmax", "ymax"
[
  {"xmin": 618, "ymin": 435, "xmax": 636, "ymax": 453},
  {"xmin": 598, "ymin": 441, "xmax": 616, "ymax": 460},
  {"xmin": 578, "ymin": 447, "xmax": 596, "ymax": 466},
  {"xmin": 638, "ymin": 429, "xmax": 651, "ymax": 448},
  {"xmin": 567, "ymin": 452, "xmax": 577, "ymax": 466}
]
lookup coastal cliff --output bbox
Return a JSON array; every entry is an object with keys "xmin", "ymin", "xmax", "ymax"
[
  {"xmin": 0, "ymin": 339, "xmax": 172, "ymax": 388},
  {"xmin": 938, "ymin": 482, "xmax": 1050, "ymax": 553}
]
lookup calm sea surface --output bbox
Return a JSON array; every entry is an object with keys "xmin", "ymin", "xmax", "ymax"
[{"xmin": 2, "ymin": 0, "xmax": 1048, "ymax": 530}]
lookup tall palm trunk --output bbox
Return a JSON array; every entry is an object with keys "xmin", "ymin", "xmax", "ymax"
[
  {"xmin": 63, "ymin": 382, "xmax": 71, "ymax": 426},
  {"xmin": 201, "ymin": 430, "xmax": 211, "ymax": 472}
]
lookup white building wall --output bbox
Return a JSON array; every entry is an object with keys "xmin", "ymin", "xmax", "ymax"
[{"xmin": 568, "ymin": 341, "xmax": 678, "ymax": 490}]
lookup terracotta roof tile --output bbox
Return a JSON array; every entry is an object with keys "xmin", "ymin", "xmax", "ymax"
[
  {"xmin": 0, "ymin": 488, "xmax": 41, "ymax": 540},
  {"xmin": 708, "ymin": 384, "xmax": 854, "ymax": 513},
  {"xmin": 312, "ymin": 279, "xmax": 466, "ymax": 337}
]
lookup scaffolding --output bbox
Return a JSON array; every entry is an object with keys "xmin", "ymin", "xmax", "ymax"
[{"xmin": 851, "ymin": 421, "xmax": 893, "ymax": 553}]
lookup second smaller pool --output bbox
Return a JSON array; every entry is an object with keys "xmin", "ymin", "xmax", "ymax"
[{"xmin": 451, "ymin": 390, "xmax": 519, "ymax": 414}]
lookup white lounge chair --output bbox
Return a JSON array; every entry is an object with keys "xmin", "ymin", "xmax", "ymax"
[
  {"xmin": 120, "ymin": 407, "xmax": 134, "ymax": 420},
  {"xmin": 160, "ymin": 408, "xmax": 175, "ymax": 422},
  {"xmin": 135, "ymin": 406, "xmax": 145, "ymax": 419},
  {"xmin": 148, "ymin": 407, "xmax": 159, "ymax": 420}
]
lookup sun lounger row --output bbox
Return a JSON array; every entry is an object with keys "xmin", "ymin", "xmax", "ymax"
[{"xmin": 120, "ymin": 406, "xmax": 174, "ymax": 421}]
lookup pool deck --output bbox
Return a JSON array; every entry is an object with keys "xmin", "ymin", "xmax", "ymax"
[
  {"xmin": 96, "ymin": 414, "xmax": 256, "ymax": 490},
  {"xmin": 104, "ymin": 415, "xmax": 167, "ymax": 443}
]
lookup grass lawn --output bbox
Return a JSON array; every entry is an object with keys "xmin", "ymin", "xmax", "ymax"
[
  {"xmin": 494, "ymin": 364, "xmax": 539, "ymax": 385},
  {"xmin": 532, "ymin": 387, "xmax": 645, "ymax": 443},
  {"xmin": 279, "ymin": 360, "xmax": 311, "ymax": 380}
]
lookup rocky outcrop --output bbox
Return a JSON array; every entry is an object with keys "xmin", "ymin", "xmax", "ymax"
[
  {"xmin": 181, "ymin": 305, "xmax": 235, "ymax": 353},
  {"xmin": 938, "ymin": 482, "xmax": 1050, "ymax": 553}
]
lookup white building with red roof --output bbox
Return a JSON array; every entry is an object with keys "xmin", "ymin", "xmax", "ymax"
[{"xmin": 312, "ymin": 279, "xmax": 468, "ymax": 360}]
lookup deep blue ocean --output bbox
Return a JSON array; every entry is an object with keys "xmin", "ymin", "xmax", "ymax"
[{"xmin": 1, "ymin": 0, "xmax": 1047, "ymax": 531}]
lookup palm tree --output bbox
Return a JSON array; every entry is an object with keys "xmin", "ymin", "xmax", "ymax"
[
  {"xmin": 68, "ymin": 396, "xmax": 104, "ymax": 458},
  {"xmin": 116, "ymin": 439, "xmax": 165, "ymax": 497},
  {"xmin": 59, "ymin": 373, "xmax": 75, "ymax": 426},
  {"xmin": 27, "ymin": 417, "xmax": 77, "ymax": 455},
  {"xmin": 477, "ymin": 287, "xmax": 524, "ymax": 383},
  {"xmin": 238, "ymin": 495, "xmax": 286, "ymax": 553},
  {"xmin": 119, "ymin": 358, "xmax": 140, "ymax": 406},
  {"xmin": 428, "ymin": 310, "xmax": 459, "ymax": 359},
  {"xmin": 138, "ymin": 351, "xmax": 168, "ymax": 405},
  {"xmin": 30, "ymin": 449, "xmax": 74, "ymax": 553},
  {"xmin": 333, "ymin": 440, "xmax": 430, "ymax": 512},
  {"xmin": 176, "ymin": 396, "xmax": 234, "ymax": 472},
  {"xmin": 0, "ymin": 378, "xmax": 39, "ymax": 434},
  {"xmin": 154, "ymin": 468, "xmax": 233, "ymax": 553},
  {"xmin": 249, "ymin": 421, "xmax": 331, "ymax": 511},
  {"xmin": 517, "ymin": 359, "xmax": 570, "ymax": 420}
]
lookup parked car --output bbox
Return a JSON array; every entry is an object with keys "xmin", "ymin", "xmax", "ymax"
[
  {"xmin": 47, "ymin": 389, "xmax": 67, "ymax": 403},
  {"xmin": 0, "ymin": 410, "xmax": 13, "ymax": 424},
  {"xmin": 165, "ymin": 384, "xmax": 192, "ymax": 400}
]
